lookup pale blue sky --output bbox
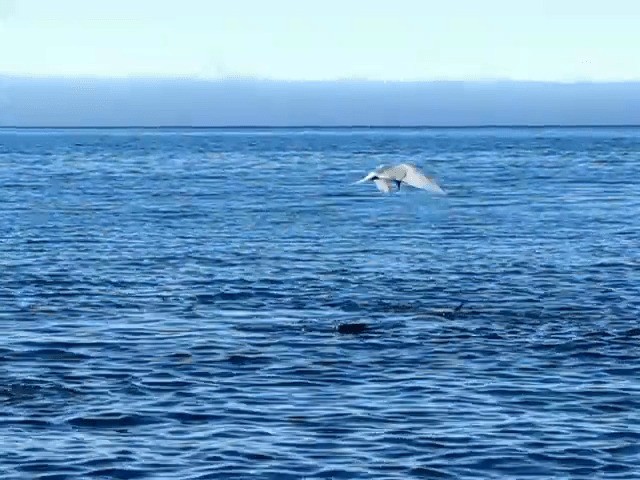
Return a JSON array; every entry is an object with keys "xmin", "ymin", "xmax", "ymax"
[{"xmin": 0, "ymin": 0, "xmax": 639, "ymax": 81}]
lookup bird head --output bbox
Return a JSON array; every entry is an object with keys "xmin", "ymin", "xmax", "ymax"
[{"xmin": 354, "ymin": 171, "xmax": 378, "ymax": 184}]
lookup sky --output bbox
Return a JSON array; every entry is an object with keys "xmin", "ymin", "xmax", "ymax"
[{"xmin": 1, "ymin": 0, "xmax": 639, "ymax": 82}]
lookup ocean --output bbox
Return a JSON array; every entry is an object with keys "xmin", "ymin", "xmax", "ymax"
[{"xmin": 1, "ymin": 126, "xmax": 639, "ymax": 479}]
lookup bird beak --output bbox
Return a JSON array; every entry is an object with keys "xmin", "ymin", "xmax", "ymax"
[{"xmin": 353, "ymin": 173, "xmax": 375, "ymax": 184}]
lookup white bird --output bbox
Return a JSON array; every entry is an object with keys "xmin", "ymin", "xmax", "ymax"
[{"xmin": 354, "ymin": 163, "xmax": 446, "ymax": 195}]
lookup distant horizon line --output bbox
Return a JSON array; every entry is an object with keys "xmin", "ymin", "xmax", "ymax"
[{"xmin": 2, "ymin": 124, "xmax": 640, "ymax": 129}]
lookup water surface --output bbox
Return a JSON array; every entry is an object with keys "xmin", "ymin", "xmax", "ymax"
[{"xmin": 1, "ymin": 127, "xmax": 639, "ymax": 479}]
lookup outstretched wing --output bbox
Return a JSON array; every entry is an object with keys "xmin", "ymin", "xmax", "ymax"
[
  {"xmin": 377, "ymin": 164, "xmax": 408, "ymax": 182},
  {"xmin": 399, "ymin": 163, "xmax": 446, "ymax": 194},
  {"xmin": 373, "ymin": 178, "xmax": 395, "ymax": 193}
]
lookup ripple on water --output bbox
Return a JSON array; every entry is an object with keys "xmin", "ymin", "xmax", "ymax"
[{"xmin": 1, "ymin": 127, "xmax": 640, "ymax": 479}]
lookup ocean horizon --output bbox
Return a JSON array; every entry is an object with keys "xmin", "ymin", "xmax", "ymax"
[
  {"xmin": 3, "ymin": 124, "xmax": 640, "ymax": 128},
  {"xmin": 3, "ymin": 77, "xmax": 640, "ymax": 127}
]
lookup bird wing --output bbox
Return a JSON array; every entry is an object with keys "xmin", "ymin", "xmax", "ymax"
[
  {"xmin": 377, "ymin": 164, "xmax": 408, "ymax": 182},
  {"xmin": 397, "ymin": 163, "xmax": 446, "ymax": 194},
  {"xmin": 373, "ymin": 178, "xmax": 395, "ymax": 193}
]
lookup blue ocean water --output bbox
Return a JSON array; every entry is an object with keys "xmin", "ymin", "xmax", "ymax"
[{"xmin": 1, "ymin": 126, "xmax": 640, "ymax": 479}]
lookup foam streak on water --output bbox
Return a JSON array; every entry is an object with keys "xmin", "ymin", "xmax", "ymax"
[{"xmin": 1, "ymin": 127, "xmax": 640, "ymax": 479}]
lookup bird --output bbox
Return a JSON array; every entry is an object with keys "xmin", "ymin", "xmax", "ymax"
[{"xmin": 354, "ymin": 163, "xmax": 446, "ymax": 194}]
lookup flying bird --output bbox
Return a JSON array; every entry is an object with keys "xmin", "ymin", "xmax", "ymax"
[{"xmin": 354, "ymin": 163, "xmax": 446, "ymax": 194}]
